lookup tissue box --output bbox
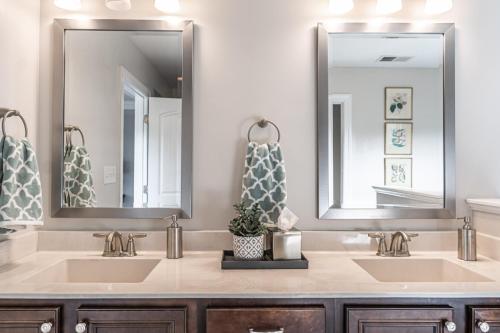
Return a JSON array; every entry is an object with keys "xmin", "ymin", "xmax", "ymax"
[{"xmin": 272, "ymin": 228, "xmax": 302, "ymax": 260}]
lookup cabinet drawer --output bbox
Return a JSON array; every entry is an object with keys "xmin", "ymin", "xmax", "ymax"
[
  {"xmin": 0, "ymin": 307, "xmax": 60, "ymax": 333},
  {"xmin": 77, "ymin": 307, "xmax": 186, "ymax": 333},
  {"xmin": 346, "ymin": 306, "xmax": 454, "ymax": 333},
  {"xmin": 471, "ymin": 307, "xmax": 500, "ymax": 333},
  {"xmin": 206, "ymin": 306, "xmax": 326, "ymax": 333}
]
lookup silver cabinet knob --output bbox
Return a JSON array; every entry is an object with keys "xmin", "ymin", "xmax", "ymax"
[
  {"xmin": 40, "ymin": 322, "xmax": 53, "ymax": 333},
  {"xmin": 75, "ymin": 322, "xmax": 87, "ymax": 333},
  {"xmin": 478, "ymin": 321, "xmax": 490, "ymax": 332},
  {"xmin": 248, "ymin": 329, "xmax": 284, "ymax": 333},
  {"xmin": 444, "ymin": 321, "xmax": 457, "ymax": 332}
]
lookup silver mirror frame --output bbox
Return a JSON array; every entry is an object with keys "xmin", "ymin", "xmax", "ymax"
[
  {"xmin": 317, "ymin": 22, "xmax": 455, "ymax": 220},
  {"xmin": 51, "ymin": 19, "xmax": 194, "ymax": 219}
]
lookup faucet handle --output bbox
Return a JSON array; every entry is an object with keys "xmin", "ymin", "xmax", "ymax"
[
  {"xmin": 93, "ymin": 232, "xmax": 112, "ymax": 254},
  {"xmin": 368, "ymin": 233, "xmax": 388, "ymax": 256},
  {"xmin": 126, "ymin": 233, "xmax": 147, "ymax": 256},
  {"xmin": 406, "ymin": 232, "xmax": 419, "ymax": 240},
  {"xmin": 368, "ymin": 232, "xmax": 385, "ymax": 239},
  {"xmin": 129, "ymin": 233, "xmax": 147, "ymax": 239}
]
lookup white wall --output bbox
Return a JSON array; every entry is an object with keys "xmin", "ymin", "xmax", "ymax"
[
  {"xmin": 330, "ymin": 67, "xmax": 444, "ymax": 207},
  {"xmin": 64, "ymin": 31, "xmax": 169, "ymax": 207},
  {"xmin": 34, "ymin": 0, "xmax": 500, "ymax": 231},
  {"xmin": 0, "ymin": 0, "xmax": 39, "ymax": 145}
]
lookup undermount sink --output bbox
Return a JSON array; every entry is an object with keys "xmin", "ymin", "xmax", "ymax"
[
  {"xmin": 354, "ymin": 258, "xmax": 494, "ymax": 283},
  {"xmin": 23, "ymin": 258, "xmax": 161, "ymax": 283}
]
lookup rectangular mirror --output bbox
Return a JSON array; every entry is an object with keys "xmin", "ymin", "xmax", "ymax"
[
  {"xmin": 317, "ymin": 23, "xmax": 455, "ymax": 219},
  {"xmin": 52, "ymin": 19, "xmax": 193, "ymax": 219}
]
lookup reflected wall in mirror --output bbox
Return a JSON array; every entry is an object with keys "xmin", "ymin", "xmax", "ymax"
[
  {"xmin": 317, "ymin": 23, "xmax": 455, "ymax": 220},
  {"xmin": 52, "ymin": 20, "xmax": 193, "ymax": 219}
]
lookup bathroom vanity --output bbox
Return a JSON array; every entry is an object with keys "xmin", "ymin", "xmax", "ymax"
[{"xmin": 0, "ymin": 248, "xmax": 499, "ymax": 333}]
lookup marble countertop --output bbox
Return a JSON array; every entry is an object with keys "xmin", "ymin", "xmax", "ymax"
[{"xmin": 1, "ymin": 250, "xmax": 500, "ymax": 299}]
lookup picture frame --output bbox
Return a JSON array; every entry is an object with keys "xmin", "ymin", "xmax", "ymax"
[
  {"xmin": 385, "ymin": 158, "xmax": 412, "ymax": 188},
  {"xmin": 385, "ymin": 87, "xmax": 413, "ymax": 120},
  {"xmin": 385, "ymin": 122, "xmax": 413, "ymax": 155}
]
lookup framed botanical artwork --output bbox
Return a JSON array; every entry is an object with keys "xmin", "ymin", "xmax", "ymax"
[
  {"xmin": 385, "ymin": 87, "xmax": 413, "ymax": 120},
  {"xmin": 385, "ymin": 158, "xmax": 412, "ymax": 188},
  {"xmin": 385, "ymin": 122, "xmax": 413, "ymax": 155}
]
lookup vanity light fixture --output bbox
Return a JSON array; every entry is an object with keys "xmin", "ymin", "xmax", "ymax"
[
  {"xmin": 329, "ymin": 0, "xmax": 354, "ymax": 15},
  {"xmin": 425, "ymin": 0, "xmax": 453, "ymax": 14},
  {"xmin": 105, "ymin": 0, "xmax": 132, "ymax": 11},
  {"xmin": 54, "ymin": 0, "xmax": 81, "ymax": 10},
  {"xmin": 155, "ymin": 0, "xmax": 181, "ymax": 13},
  {"xmin": 376, "ymin": 0, "xmax": 402, "ymax": 15}
]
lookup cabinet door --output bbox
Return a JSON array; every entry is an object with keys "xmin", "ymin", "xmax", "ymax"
[
  {"xmin": 77, "ymin": 308, "xmax": 186, "ymax": 333},
  {"xmin": 346, "ymin": 307, "xmax": 454, "ymax": 333},
  {"xmin": 206, "ymin": 307, "xmax": 326, "ymax": 333},
  {"xmin": 0, "ymin": 307, "xmax": 60, "ymax": 333},
  {"xmin": 471, "ymin": 308, "xmax": 500, "ymax": 333}
]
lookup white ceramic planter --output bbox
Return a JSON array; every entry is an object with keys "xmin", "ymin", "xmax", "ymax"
[{"xmin": 232, "ymin": 234, "xmax": 265, "ymax": 260}]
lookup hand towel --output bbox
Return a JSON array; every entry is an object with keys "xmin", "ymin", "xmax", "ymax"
[
  {"xmin": 241, "ymin": 142, "xmax": 287, "ymax": 224},
  {"xmin": 64, "ymin": 145, "xmax": 96, "ymax": 208},
  {"xmin": 0, "ymin": 136, "xmax": 43, "ymax": 224}
]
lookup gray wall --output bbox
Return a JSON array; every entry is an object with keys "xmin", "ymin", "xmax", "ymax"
[
  {"xmin": 34, "ymin": 0, "xmax": 500, "ymax": 231},
  {"xmin": 0, "ymin": 0, "xmax": 40, "ymax": 146}
]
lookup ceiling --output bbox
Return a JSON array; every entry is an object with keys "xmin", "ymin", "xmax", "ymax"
[{"xmin": 328, "ymin": 34, "xmax": 444, "ymax": 69}]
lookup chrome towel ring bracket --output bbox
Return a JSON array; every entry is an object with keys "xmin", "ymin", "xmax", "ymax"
[
  {"xmin": 247, "ymin": 119, "xmax": 281, "ymax": 143},
  {"xmin": 64, "ymin": 125, "xmax": 86, "ymax": 146},
  {"xmin": 0, "ymin": 108, "xmax": 28, "ymax": 138}
]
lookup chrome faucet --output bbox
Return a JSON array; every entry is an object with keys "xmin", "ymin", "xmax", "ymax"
[
  {"xmin": 368, "ymin": 231, "xmax": 418, "ymax": 257},
  {"xmin": 93, "ymin": 231, "xmax": 147, "ymax": 257}
]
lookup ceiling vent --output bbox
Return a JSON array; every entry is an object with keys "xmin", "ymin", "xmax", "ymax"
[{"xmin": 377, "ymin": 56, "xmax": 413, "ymax": 63}]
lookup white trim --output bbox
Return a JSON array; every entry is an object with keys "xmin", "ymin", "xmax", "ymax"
[
  {"xmin": 118, "ymin": 66, "xmax": 151, "ymax": 207},
  {"xmin": 373, "ymin": 186, "xmax": 444, "ymax": 209},
  {"xmin": 329, "ymin": 94, "xmax": 353, "ymax": 208},
  {"xmin": 467, "ymin": 199, "xmax": 500, "ymax": 216}
]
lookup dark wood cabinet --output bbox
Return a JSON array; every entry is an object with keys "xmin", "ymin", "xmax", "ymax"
[
  {"xmin": 471, "ymin": 308, "xmax": 500, "ymax": 333},
  {"xmin": 0, "ymin": 307, "xmax": 60, "ymax": 333},
  {"xmin": 346, "ymin": 307, "xmax": 455, "ymax": 333},
  {"xmin": 1, "ymin": 298, "xmax": 500, "ymax": 333},
  {"xmin": 206, "ymin": 306, "xmax": 326, "ymax": 333},
  {"xmin": 77, "ymin": 307, "xmax": 186, "ymax": 333}
]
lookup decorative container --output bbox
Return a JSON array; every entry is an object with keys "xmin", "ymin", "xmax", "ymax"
[
  {"xmin": 271, "ymin": 227, "xmax": 302, "ymax": 260},
  {"xmin": 232, "ymin": 234, "xmax": 265, "ymax": 260}
]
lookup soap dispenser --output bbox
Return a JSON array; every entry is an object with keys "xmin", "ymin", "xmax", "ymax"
[
  {"xmin": 165, "ymin": 215, "xmax": 183, "ymax": 259},
  {"xmin": 458, "ymin": 216, "xmax": 477, "ymax": 261}
]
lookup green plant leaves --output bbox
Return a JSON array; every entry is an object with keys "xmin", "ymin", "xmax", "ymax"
[{"xmin": 229, "ymin": 202, "xmax": 267, "ymax": 237}]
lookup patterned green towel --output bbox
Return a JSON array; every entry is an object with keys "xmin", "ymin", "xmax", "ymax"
[
  {"xmin": 64, "ymin": 145, "xmax": 96, "ymax": 208},
  {"xmin": 0, "ymin": 136, "xmax": 43, "ymax": 224},
  {"xmin": 241, "ymin": 142, "xmax": 287, "ymax": 224}
]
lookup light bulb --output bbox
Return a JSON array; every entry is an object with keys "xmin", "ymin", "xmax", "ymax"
[
  {"xmin": 376, "ymin": 0, "xmax": 402, "ymax": 15},
  {"xmin": 155, "ymin": 0, "xmax": 181, "ymax": 13},
  {"xmin": 105, "ymin": 0, "xmax": 131, "ymax": 11},
  {"xmin": 425, "ymin": 0, "xmax": 453, "ymax": 14},
  {"xmin": 329, "ymin": 0, "xmax": 354, "ymax": 15},
  {"xmin": 54, "ymin": 0, "xmax": 81, "ymax": 10}
]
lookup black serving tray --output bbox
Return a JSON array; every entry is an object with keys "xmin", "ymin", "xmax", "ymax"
[{"xmin": 221, "ymin": 250, "xmax": 309, "ymax": 270}]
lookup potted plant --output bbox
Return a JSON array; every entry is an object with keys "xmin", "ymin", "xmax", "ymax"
[{"xmin": 229, "ymin": 203, "xmax": 267, "ymax": 260}]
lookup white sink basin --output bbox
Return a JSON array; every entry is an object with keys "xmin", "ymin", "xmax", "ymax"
[
  {"xmin": 354, "ymin": 258, "xmax": 493, "ymax": 283},
  {"xmin": 23, "ymin": 258, "xmax": 161, "ymax": 283}
]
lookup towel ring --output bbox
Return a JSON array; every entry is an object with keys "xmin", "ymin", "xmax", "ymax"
[
  {"xmin": 247, "ymin": 119, "xmax": 281, "ymax": 143},
  {"xmin": 64, "ymin": 125, "xmax": 85, "ymax": 146},
  {"xmin": 1, "ymin": 110, "xmax": 28, "ymax": 138}
]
